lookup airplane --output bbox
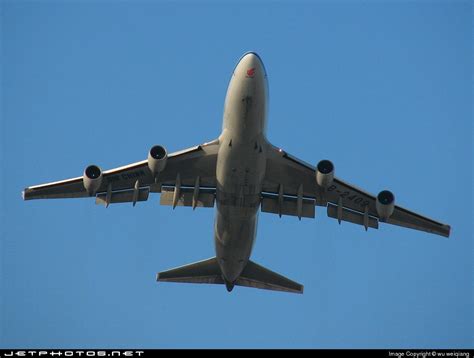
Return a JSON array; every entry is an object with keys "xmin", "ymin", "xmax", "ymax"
[{"xmin": 23, "ymin": 52, "xmax": 451, "ymax": 294}]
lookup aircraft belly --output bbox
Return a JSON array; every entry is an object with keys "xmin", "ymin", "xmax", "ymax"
[
  {"xmin": 214, "ymin": 52, "xmax": 268, "ymax": 283},
  {"xmin": 214, "ymin": 140, "xmax": 266, "ymax": 282},
  {"xmin": 214, "ymin": 202, "xmax": 259, "ymax": 283}
]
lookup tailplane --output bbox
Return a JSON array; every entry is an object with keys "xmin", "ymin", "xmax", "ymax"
[
  {"xmin": 157, "ymin": 257, "xmax": 303, "ymax": 294},
  {"xmin": 236, "ymin": 260, "xmax": 303, "ymax": 294},
  {"xmin": 157, "ymin": 257, "xmax": 224, "ymax": 285}
]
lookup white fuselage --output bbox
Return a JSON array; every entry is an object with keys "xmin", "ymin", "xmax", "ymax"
[{"xmin": 215, "ymin": 53, "xmax": 269, "ymax": 284}]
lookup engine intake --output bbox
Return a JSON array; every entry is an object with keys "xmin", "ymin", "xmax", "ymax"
[
  {"xmin": 376, "ymin": 190, "xmax": 395, "ymax": 220},
  {"xmin": 83, "ymin": 164, "xmax": 103, "ymax": 195},
  {"xmin": 148, "ymin": 145, "xmax": 168, "ymax": 176},
  {"xmin": 316, "ymin": 159, "xmax": 334, "ymax": 188}
]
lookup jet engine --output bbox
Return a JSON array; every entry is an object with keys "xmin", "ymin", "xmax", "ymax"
[
  {"xmin": 376, "ymin": 190, "xmax": 395, "ymax": 220},
  {"xmin": 316, "ymin": 159, "xmax": 334, "ymax": 188},
  {"xmin": 83, "ymin": 164, "xmax": 103, "ymax": 195},
  {"xmin": 148, "ymin": 145, "xmax": 168, "ymax": 176}
]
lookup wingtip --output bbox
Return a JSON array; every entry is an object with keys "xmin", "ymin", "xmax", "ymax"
[
  {"xmin": 445, "ymin": 225, "xmax": 451, "ymax": 238},
  {"xmin": 22, "ymin": 188, "xmax": 34, "ymax": 201}
]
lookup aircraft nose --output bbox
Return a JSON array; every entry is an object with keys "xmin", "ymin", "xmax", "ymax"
[
  {"xmin": 242, "ymin": 52, "xmax": 262, "ymax": 65},
  {"xmin": 235, "ymin": 51, "xmax": 266, "ymax": 78}
]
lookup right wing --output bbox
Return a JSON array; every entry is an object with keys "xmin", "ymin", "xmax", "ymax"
[
  {"xmin": 324, "ymin": 177, "xmax": 451, "ymax": 237},
  {"xmin": 262, "ymin": 144, "xmax": 450, "ymax": 238},
  {"xmin": 23, "ymin": 139, "xmax": 220, "ymax": 205}
]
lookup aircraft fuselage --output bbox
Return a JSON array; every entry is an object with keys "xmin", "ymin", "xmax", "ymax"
[{"xmin": 215, "ymin": 53, "xmax": 269, "ymax": 288}]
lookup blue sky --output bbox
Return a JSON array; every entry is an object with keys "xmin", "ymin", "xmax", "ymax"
[{"xmin": 1, "ymin": 0, "xmax": 472, "ymax": 349}]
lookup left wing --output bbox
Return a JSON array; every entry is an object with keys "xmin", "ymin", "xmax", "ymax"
[
  {"xmin": 23, "ymin": 140, "xmax": 220, "ymax": 206},
  {"xmin": 262, "ymin": 144, "xmax": 451, "ymax": 238}
]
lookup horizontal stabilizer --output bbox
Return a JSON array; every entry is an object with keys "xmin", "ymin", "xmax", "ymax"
[
  {"xmin": 157, "ymin": 257, "xmax": 224, "ymax": 285},
  {"xmin": 157, "ymin": 257, "xmax": 304, "ymax": 294},
  {"xmin": 236, "ymin": 260, "xmax": 304, "ymax": 294}
]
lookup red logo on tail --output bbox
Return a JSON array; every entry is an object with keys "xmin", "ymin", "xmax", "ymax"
[{"xmin": 247, "ymin": 68, "xmax": 255, "ymax": 77}]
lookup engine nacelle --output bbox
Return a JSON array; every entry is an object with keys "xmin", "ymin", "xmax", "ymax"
[
  {"xmin": 148, "ymin": 145, "xmax": 168, "ymax": 176},
  {"xmin": 376, "ymin": 190, "xmax": 395, "ymax": 220},
  {"xmin": 316, "ymin": 159, "xmax": 334, "ymax": 188},
  {"xmin": 83, "ymin": 164, "xmax": 103, "ymax": 195}
]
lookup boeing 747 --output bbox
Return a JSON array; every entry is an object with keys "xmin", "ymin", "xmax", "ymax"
[{"xmin": 23, "ymin": 52, "xmax": 451, "ymax": 294}]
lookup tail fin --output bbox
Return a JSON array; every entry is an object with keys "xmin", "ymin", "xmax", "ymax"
[
  {"xmin": 236, "ymin": 260, "xmax": 304, "ymax": 294},
  {"xmin": 157, "ymin": 257, "xmax": 304, "ymax": 294}
]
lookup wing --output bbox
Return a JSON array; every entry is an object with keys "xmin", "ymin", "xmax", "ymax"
[
  {"xmin": 23, "ymin": 139, "xmax": 220, "ymax": 206},
  {"xmin": 262, "ymin": 144, "xmax": 451, "ymax": 238}
]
